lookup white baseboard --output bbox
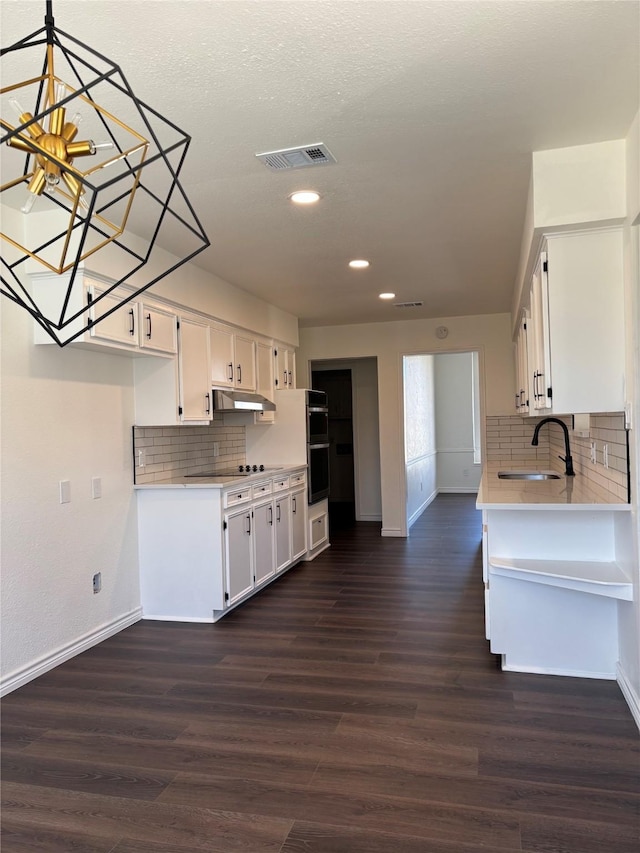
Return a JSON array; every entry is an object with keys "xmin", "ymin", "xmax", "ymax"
[
  {"xmin": 502, "ymin": 661, "xmax": 616, "ymax": 680},
  {"xmin": 381, "ymin": 527, "xmax": 404, "ymax": 537},
  {"xmin": 437, "ymin": 486, "xmax": 480, "ymax": 494},
  {"xmin": 617, "ymin": 661, "xmax": 640, "ymax": 731},
  {"xmin": 142, "ymin": 613, "xmax": 214, "ymax": 623},
  {"xmin": 357, "ymin": 513, "xmax": 382, "ymax": 521},
  {"xmin": 0, "ymin": 607, "xmax": 143, "ymax": 697},
  {"xmin": 408, "ymin": 489, "xmax": 437, "ymax": 528},
  {"xmin": 303, "ymin": 541, "xmax": 331, "ymax": 561}
]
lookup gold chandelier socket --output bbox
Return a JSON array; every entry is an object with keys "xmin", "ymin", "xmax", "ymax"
[
  {"xmin": 27, "ymin": 167, "xmax": 47, "ymax": 196},
  {"xmin": 62, "ymin": 121, "xmax": 79, "ymax": 143},
  {"xmin": 49, "ymin": 105, "xmax": 65, "ymax": 136},
  {"xmin": 61, "ymin": 170, "xmax": 84, "ymax": 199},
  {"xmin": 66, "ymin": 140, "xmax": 94, "ymax": 158},
  {"xmin": 18, "ymin": 111, "xmax": 45, "ymax": 139},
  {"xmin": 6, "ymin": 135, "xmax": 35, "ymax": 153}
]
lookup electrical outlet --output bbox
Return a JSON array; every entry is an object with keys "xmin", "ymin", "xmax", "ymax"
[
  {"xmin": 463, "ymin": 468, "xmax": 469, "ymax": 478},
  {"xmin": 137, "ymin": 449, "xmax": 146, "ymax": 468},
  {"xmin": 59, "ymin": 480, "xmax": 71, "ymax": 504},
  {"xmin": 590, "ymin": 442, "xmax": 597, "ymax": 464},
  {"xmin": 603, "ymin": 444, "xmax": 609, "ymax": 469},
  {"xmin": 91, "ymin": 477, "xmax": 102, "ymax": 499},
  {"xmin": 92, "ymin": 572, "xmax": 102, "ymax": 594},
  {"xmin": 213, "ymin": 442, "xmax": 220, "ymax": 457}
]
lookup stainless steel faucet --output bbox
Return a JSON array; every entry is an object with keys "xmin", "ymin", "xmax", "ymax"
[{"xmin": 531, "ymin": 417, "xmax": 575, "ymax": 476}]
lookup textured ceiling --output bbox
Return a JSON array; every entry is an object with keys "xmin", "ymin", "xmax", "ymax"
[{"xmin": 2, "ymin": 0, "xmax": 639, "ymax": 328}]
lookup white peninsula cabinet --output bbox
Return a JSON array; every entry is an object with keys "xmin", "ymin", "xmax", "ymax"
[
  {"xmin": 523, "ymin": 227, "xmax": 624, "ymax": 415},
  {"xmin": 136, "ymin": 467, "xmax": 308, "ymax": 621},
  {"xmin": 477, "ymin": 467, "xmax": 633, "ymax": 679}
]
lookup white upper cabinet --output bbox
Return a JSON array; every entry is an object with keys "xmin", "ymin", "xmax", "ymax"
[
  {"xmin": 274, "ymin": 345, "xmax": 296, "ymax": 390},
  {"xmin": 513, "ymin": 310, "xmax": 530, "ymax": 414},
  {"xmin": 139, "ymin": 304, "xmax": 178, "ymax": 355},
  {"xmin": 210, "ymin": 325, "xmax": 256, "ymax": 391},
  {"xmin": 254, "ymin": 340, "xmax": 276, "ymax": 424},
  {"xmin": 526, "ymin": 227, "xmax": 624, "ymax": 415},
  {"xmin": 88, "ymin": 282, "xmax": 140, "ymax": 348},
  {"xmin": 179, "ymin": 317, "xmax": 213, "ymax": 422},
  {"xmin": 234, "ymin": 334, "xmax": 256, "ymax": 391}
]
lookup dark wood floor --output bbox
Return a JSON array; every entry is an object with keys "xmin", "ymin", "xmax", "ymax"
[{"xmin": 2, "ymin": 494, "xmax": 639, "ymax": 852}]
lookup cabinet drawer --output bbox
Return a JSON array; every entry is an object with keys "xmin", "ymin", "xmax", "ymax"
[
  {"xmin": 224, "ymin": 487, "xmax": 251, "ymax": 507},
  {"xmin": 251, "ymin": 480, "xmax": 273, "ymax": 499},
  {"xmin": 273, "ymin": 476, "xmax": 290, "ymax": 492},
  {"xmin": 289, "ymin": 471, "xmax": 306, "ymax": 488},
  {"xmin": 309, "ymin": 512, "xmax": 328, "ymax": 550}
]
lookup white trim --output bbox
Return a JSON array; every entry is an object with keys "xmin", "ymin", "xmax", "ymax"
[
  {"xmin": 357, "ymin": 513, "xmax": 383, "ymax": 521},
  {"xmin": 382, "ymin": 527, "xmax": 404, "ymax": 537},
  {"xmin": 502, "ymin": 660, "xmax": 616, "ymax": 680},
  {"xmin": 302, "ymin": 541, "xmax": 331, "ymax": 560},
  {"xmin": 142, "ymin": 614, "xmax": 214, "ymax": 623},
  {"xmin": 617, "ymin": 661, "xmax": 640, "ymax": 731},
  {"xmin": 0, "ymin": 608, "xmax": 142, "ymax": 697},
  {"xmin": 408, "ymin": 489, "xmax": 437, "ymax": 528},
  {"xmin": 437, "ymin": 486, "xmax": 479, "ymax": 494},
  {"xmin": 437, "ymin": 447, "xmax": 477, "ymax": 454}
]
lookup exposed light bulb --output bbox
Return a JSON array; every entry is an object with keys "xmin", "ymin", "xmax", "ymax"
[
  {"xmin": 9, "ymin": 97, "xmax": 27, "ymax": 118},
  {"xmin": 54, "ymin": 81, "xmax": 67, "ymax": 104},
  {"xmin": 20, "ymin": 193, "xmax": 37, "ymax": 214},
  {"xmin": 89, "ymin": 141, "xmax": 115, "ymax": 154},
  {"xmin": 349, "ymin": 259, "xmax": 370, "ymax": 269},
  {"xmin": 44, "ymin": 173, "xmax": 60, "ymax": 193}
]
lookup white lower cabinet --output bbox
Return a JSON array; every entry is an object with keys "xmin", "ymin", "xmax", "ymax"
[
  {"xmin": 137, "ymin": 468, "xmax": 309, "ymax": 622},
  {"xmin": 253, "ymin": 497, "xmax": 276, "ymax": 586},
  {"xmin": 274, "ymin": 493, "xmax": 291, "ymax": 572},
  {"xmin": 224, "ymin": 504, "xmax": 255, "ymax": 606},
  {"xmin": 291, "ymin": 488, "xmax": 307, "ymax": 562}
]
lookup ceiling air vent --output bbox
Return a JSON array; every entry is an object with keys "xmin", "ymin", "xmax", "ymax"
[
  {"xmin": 394, "ymin": 301, "xmax": 424, "ymax": 309},
  {"xmin": 256, "ymin": 143, "xmax": 337, "ymax": 171}
]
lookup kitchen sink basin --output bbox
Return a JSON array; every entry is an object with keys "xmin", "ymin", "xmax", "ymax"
[{"xmin": 497, "ymin": 471, "xmax": 561, "ymax": 480}]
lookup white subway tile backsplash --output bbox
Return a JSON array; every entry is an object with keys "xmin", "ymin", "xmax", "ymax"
[
  {"xmin": 133, "ymin": 422, "xmax": 246, "ymax": 484},
  {"xmin": 486, "ymin": 412, "xmax": 628, "ymax": 502}
]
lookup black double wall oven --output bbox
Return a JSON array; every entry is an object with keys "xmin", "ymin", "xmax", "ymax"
[{"xmin": 306, "ymin": 390, "xmax": 330, "ymax": 504}]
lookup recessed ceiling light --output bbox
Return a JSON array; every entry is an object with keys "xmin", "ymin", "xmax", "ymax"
[
  {"xmin": 379, "ymin": 292, "xmax": 395, "ymax": 300},
  {"xmin": 349, "ymin": 259, "xmax": 370, "ymax": 269},
  {"xmin": 289, "ymin": 191, "xmax": 321, "ymax": 204}
]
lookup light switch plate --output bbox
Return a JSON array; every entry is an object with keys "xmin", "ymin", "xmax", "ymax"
[{"xmin": 91, "ymin": 477, "xmax": 102, "ymax": 499}]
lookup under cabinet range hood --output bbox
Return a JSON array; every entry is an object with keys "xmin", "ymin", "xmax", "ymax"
[{"xmin": 213, "ymin": 390, "xmax": 276, "ymax": 412}]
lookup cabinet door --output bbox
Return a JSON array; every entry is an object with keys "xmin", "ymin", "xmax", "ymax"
[
  {"xmin": 514, "ymin": 311, "xmax": 529, "ymax": 414},
  {"xmin": 178, "ymin": 318, "xmax": 212, "ymax": 422},
  {"xmin": 274, "ymin": 346, "xmax": 292, "ymax": 390},
  {"xmin": 139, "ymin": 304, "xmax": 178, "ymax": 354},
  {"xmin": 210, "ymin": 326, "xmax": 235, "ymax": 387},
  {"xmin": 89, "ymin": 285, "xmax": 139, "ymax": 347},
  {"xmin": 274, "ymin": 494, "xmax": 291, "ymax": 572},
  {"xmin": 253, "ymin": 499, "xmax": 275, "ymax": 586},
  {"xmin": 529, "ymin": 254, "xmax": 552, "ymax": 412},
  {"xmin": 234, "ymin": 335, "xmax": 256, "ymax": 391},
  {"xmin": 291, "ymin": 489, "xmax": 307, "ymax": 562},
  {"xmin": 224, "ymin": 507, "xmax": 254, "ymax": 605},
  {"xmin": 255, "ymin": 341, "xmax": 275, "ymax": 424}
]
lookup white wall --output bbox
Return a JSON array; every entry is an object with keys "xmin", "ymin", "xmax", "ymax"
[
  {"xmin": 1, "ymin": 217, "xmax": 300, "ymax": 695},
  {"xmin": 434, "ymin": 353, "xmax": 482, "ymax": 492},
  {"xmin": 618, "ymin": 111, "xmax": 640, "ymax": 725},
  {"xmin": 404, "ymin": 354, "xmax": 436, "ymax": 526},
  {"xmin": 1, "ymin": 298, "xmax": 141, "ymax": 693},
  {"xmin": 297, "ymin": 312, "xmax": 513, "ymax": 536}
]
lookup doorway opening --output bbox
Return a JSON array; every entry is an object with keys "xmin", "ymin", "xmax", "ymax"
[
  {"xmin": 311, "ymin": 358, "xmax": 381, "ymax": 530},
  {"xmin": 402, "ymin": 350, "xmax": 482, "ymax": 533}
]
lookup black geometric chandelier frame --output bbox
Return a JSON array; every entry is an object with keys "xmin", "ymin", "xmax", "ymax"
[{"xmin": 1, "ymin": 1, "xmax": 210, "ymax": 346}]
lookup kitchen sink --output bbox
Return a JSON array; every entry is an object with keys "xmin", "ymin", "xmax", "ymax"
[{"xmin": 497, "ymin": 471, "xmax": 561, "ymax": 480}]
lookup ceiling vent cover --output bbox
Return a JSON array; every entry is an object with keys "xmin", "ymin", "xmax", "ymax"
[
  {"xmin": 394, "ymin": 301, "xmax": 424, "ymax": 309},
  {"xmin": 256, "ymin": 143, "xmax": 337, "ymax": 171}
]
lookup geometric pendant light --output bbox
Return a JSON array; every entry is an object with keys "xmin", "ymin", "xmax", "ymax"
[{"xmin": 1, "ymin": 1, "xmax": 210, "ymax": 346}]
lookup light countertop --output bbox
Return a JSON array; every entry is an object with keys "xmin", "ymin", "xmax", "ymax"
[
  {"xmin": 477, "ymin": 461, "xmax": 630, "ymax": 511},
  {"xmin": 134, "ymin": 463, "xmax": 305, "ymax": 490}
]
